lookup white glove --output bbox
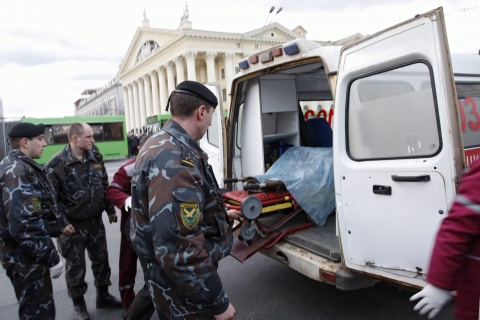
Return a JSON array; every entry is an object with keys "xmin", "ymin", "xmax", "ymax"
[
  {"xmin": 49, "ymin": 260, "xmax": 64, "ymax": 279},
  {"xmin": 124, "ymin": 197, "xmax": 132, "ymax": 211},
  {"xmin": 410, "ymin": 284, "xmax": 452, "ymax": 319}
]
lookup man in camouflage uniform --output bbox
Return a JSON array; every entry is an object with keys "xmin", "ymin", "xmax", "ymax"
[
  {"xmin": 0, "ymin": 122, "xmax": 64, "ymax": 320},
  {"xmin": 131, "ymin": 81, "xmax": 237, "ymax": 320},
  {"xmin": 45, "ymin": 122, "xmax": 122, "ymax": 320}
]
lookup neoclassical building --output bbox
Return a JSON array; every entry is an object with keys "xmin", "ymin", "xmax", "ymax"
[
  {"xmin": 96, "ymin": 4, "xmax": 363, "ymax": 132},
  {"xmin": 74, "ymin": 78, "xmax": 124, "ymax": 116}
]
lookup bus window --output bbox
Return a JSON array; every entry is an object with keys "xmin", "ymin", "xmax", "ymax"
[
  {"xmin": 52, "ymin": 124, "xmax": 70, "ymax": 145},
  {"xmin": 44, "ymin": 126, "xmax": 53, "ymax": 145},
  {"xmin": 90, "ymin": 124, "xmax": 104, "ymax": 142},
  {"xmin": 104, "ymin": 122, "xmax": 124, "ymax": 141}
]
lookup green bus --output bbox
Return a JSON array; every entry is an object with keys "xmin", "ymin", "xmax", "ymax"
[
  {"xmin": 146, "ymin": 114, "xmax": 172, "ymax": 134},
  {"xmin": 22, "ymin": 115, "xmax": 128, "ymax": 165}
]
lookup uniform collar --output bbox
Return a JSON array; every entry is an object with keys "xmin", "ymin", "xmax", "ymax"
[
  {"xmin": 162, "ymin": 119, "xmax": 208, "ymax": 160},
  {"xmin": 7, "ymin": 148, "xmax": 43, "ymax": 170},
  {"xmin": 63, "ymin": 144, "xmax": 96, "ymax": 164}
]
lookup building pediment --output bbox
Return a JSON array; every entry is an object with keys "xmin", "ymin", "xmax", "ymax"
[{"xmin": 118, "ymin": 27, "xmax": 182, "ymax": 77}]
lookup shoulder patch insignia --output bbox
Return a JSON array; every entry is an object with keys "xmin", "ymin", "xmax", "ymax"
[
  {"xmin": 180, "ymin": 203, "xmax": 200, "ymax": 230},
  {"xmin": 31, "ymin": 197, "xmax": 42, "ymax": 213},
  {"xmin": 181, "ymin": 152, "xmax": 194, "ymax": 168},
  {"xmin": 93, "ymin": 163, "xmax": 102, "ymax": 169}
]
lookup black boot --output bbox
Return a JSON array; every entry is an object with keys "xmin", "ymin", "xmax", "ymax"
[
  {"xmin": 96, "ymin": 286, "xmax": 122, "ymax": 308},
  {"xmin": 73, "ymin": 296, "xmax": 90, "ymax": 320}
]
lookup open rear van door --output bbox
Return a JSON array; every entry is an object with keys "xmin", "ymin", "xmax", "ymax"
[
  {"xmin": 200, "ymin": 84, "xmax": 226, "ymax": 188},
  {"xmin": 333, "ymin": 7, "xmax": 463, "ymax": 287}
]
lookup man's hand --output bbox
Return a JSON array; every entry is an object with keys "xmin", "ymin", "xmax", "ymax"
[
  {"xmin": 108, "ymin": 214, "xmax": 118, "ymax": 224},
  {"xmin": 410, "ymin": 284, "xmax": 452, "ymax": 319},
  {"xmin": 214, "ymin": 303, "xmax": 236, "ymax": 320},
  {"xmin": 124, "ymin": 197, "xmax": 132, "ymax": 211},
  {"xmin": 226, "ymin": 209, "xmax": 241, "ymax": 220},
  {"xmin": 63, "ymin": 224, "xmax": 75, "ymax": 235},
  {"xmin": 49, "ymin": 260, "xmax": 64, "ymax": 279}
]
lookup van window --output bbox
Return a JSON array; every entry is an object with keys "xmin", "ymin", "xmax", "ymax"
[
  {"xmin": 207, "ymin": 108, "xmax": 220, "ymax": 148},
  {"xmin": 347, "ymin": 62, "xmax": 440, "ymax": 160},
  {"xmin": 456, "ymin": 82, "xmax": 480, "ymax": 149}
]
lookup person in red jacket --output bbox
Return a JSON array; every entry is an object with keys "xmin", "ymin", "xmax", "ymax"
[
  {"xmin": 410, "ymin": 157, "xmax": 480, "ymax": 320},
  {"xmin": 106, "ymin": 134, "xmax": 154, "ymax": 319}
]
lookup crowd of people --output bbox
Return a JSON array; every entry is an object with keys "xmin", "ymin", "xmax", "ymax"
[
  {"xmin": 0, "ymin": 80, "xmax": 478, "ymax": 320},
  {"xmin": 127, "ymin": 128, "xmax": 148, "ymax": 158}
]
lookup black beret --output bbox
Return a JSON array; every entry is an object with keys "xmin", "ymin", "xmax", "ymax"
[
  {"xmin": 174, "ymin": 81, "xmax": 218, "ymax": 107},
  {"xmin": 8, "ymin": 122, "xmax": 45, "ymax": 138}
]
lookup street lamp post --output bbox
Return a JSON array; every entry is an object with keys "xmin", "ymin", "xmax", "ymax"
[
  {"xmin": 0, "ymin": 98, "xmax": 7, "ymax": 158},
  {"xmin": 258, "ymin": 6, "xmax": 283, "ymax": 51}
]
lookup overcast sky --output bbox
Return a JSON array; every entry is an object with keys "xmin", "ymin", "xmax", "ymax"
[{"xmin": 0, "ymin": 0, "xmax": 478, "ymax": 120}]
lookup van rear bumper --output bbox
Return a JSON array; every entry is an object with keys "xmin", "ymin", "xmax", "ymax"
[{"xmin": 260, "ymin": 241, "xmax": 376, "ymax": 290}]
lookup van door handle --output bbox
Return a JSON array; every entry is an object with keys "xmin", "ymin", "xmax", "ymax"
[
  {"xmin": 373, "ymin": 185, "xmax": 392, "ymax": 195},
  {"xmin": 391, "ymin": 175, "xmax": 431, "ymax": 182}
]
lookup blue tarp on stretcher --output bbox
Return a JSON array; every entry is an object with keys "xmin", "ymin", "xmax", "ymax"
[{"xmin": 255, "ymin": 146, "xmax": 335, "ymax": 226}]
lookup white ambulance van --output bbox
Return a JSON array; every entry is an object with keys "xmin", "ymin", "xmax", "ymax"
[{"xmin": 201, "ymin": 7, "xmax": 480, "ymax": 291}]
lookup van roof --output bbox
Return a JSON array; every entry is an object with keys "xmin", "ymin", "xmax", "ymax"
[{"xmin": 451, "ymin": 53, "xmax": 480, "ymax": 76}]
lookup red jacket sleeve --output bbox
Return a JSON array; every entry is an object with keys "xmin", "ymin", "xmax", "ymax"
[
  {"xmin": 106, "ymin": 158, "xmax": 136, "ymax": 210},
  {"xmin": 427, "ymin": 158, "xmax": 480, "ymax": 290}
]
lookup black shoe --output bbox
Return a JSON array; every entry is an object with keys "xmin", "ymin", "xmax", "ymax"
[
  {"xmin": 96, "ymin": 287, "xmax": 122, "ymax": 309},
  {"xmin": 73, "ymin": 297, "xmax": 91, "ymax": 320}
]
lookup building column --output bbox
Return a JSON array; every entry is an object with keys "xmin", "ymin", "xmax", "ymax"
[
  {"xmin": 132, "ymin": 81, "xmax": 141, "ymax": 131},
  {"xmin": 175, "ymin": 56, "xmax": 185, "ymax": 84},
  {"xmin": 151, "ymin": 71, "xmax": 160, "ymax": 116},
  {"xmin": 206, "ymin": 52, "xmax": 217, "ymax": 83},
  {"xmin": 158, "ymin": 67, "xmax": 168, "ymax": 114},
  {"xmin": 127, "ymin": 84, "xmax": 135, "ymax": 132},
  {"xmin": 166, "ymin": 62, "xmax": 176, "ymax": 101},
  {"xmin": 224, "ymin": 53, "xmax": 235, "ymax": 107},
  {"xmin": 122, "ymin": 86, "xmax": 131, "ymax": 131},
  {"xmin": 138, "ymin": 78, "xmax": 146, "ymax": 131},
  {"xmin": 185, "ymin": 51, "xmax": 197, "ymax": 81},
  {"xmin": 143, "ymin": 74, "xmax": 153, "ymax": 118}
]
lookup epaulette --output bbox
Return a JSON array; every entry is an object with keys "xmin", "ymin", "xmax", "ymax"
[
  {"xmin": 181, "ymin": 148, "xmax": 195, "ymax": 168},
  {"xmin": 91, "ymin": 146, "xmax": 103, "ymax": 162},
  {"xmin": 94, "ymin": 153, "xmax": 103, "ymax": 162}
]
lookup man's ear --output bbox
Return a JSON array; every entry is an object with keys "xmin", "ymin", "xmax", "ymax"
[
  {"xmin": 20, "ymin": 137, "xmax": 29, "ymax": 148},
  {"xmin": 197, "ymin": 105, "xmax": 206, "ymax": 118}
]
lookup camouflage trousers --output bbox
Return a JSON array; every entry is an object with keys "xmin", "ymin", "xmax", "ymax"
[
  {"xmin": 146, "ymin": 263, "xmax": 215, "ymax": 320},
  {"xmin": 57, "ymin": 218, "xmax": 112, "ymax": 299},
  {"xmin": 1, "ymin": 242, "xmax": 55, "ymax": 320}
]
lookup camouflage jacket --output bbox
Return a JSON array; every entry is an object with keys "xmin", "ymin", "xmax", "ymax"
[
  {"xmin": 131, "ymin": 119, "xmax": 233, "ymax": 315},
  {"xmin": 44, "ymin": 144, "xmax": 115, "ymax": 223},
  {"xmin": 0, "ymin": 149, "xmax": 60, "ymax": 267}
]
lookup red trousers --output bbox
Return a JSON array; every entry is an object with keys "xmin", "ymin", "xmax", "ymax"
[{"xmin": 119, "ymin": 211, "xmax": 138, "ymax": 309}]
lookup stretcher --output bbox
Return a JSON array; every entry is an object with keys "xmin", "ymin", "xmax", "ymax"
[{"xmin": 223, "ymin": 178, "xmax": 314, "ymax": 262}]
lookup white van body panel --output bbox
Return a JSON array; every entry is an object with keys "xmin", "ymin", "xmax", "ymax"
[
  {"xmin": 334, "ymin": 8, "xmax": 461, "ymax": 286},
  {"xmin": 200, "ymin": 84, "xmax": 225, "ymax": 188}
]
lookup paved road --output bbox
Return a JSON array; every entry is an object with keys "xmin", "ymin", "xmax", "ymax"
[{"xmin": 0, "ymin": 159, "xmax": 455, "ymax": 319}]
